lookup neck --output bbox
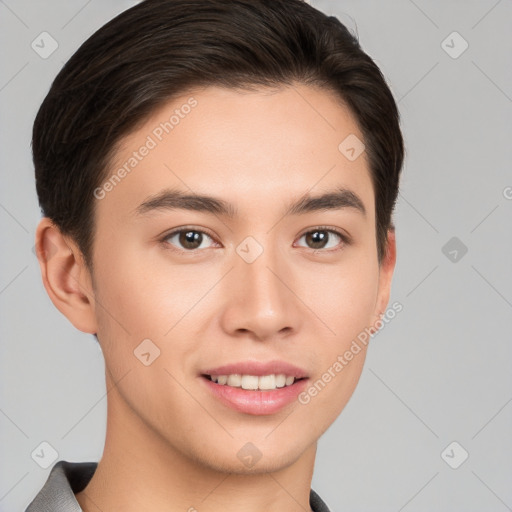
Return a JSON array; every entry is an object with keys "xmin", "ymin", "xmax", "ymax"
[{"xmin": 75, "ymin": 371, "xmax": 317, "ymax": 512}]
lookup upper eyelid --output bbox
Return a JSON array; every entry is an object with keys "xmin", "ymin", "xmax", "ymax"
[{"xmin": 298, "ymin": 225, "xmax": 348, "ymax": 238}]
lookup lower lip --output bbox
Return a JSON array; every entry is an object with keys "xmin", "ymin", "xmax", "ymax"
[{"xmin": 200, "ymin": 376, "xmax": 309, "ymax": 415}]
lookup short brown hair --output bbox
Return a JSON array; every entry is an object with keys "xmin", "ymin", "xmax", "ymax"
[{"xmin": 33, "ymin": 0, "xmax": 404, "ymax": 270}]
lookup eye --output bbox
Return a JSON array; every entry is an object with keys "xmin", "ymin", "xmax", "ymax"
[
  {"xmin": 295, "ymin": 227, "xmax": 350, "ymax": 252},
  {"xmin": 161, "ymin": 227, "xmax": 218, "ymax": 251}
]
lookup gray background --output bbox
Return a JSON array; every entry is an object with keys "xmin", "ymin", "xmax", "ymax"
[{"xmin": 1, "ymin": 1, "xmax": 511, "ymax": 511}]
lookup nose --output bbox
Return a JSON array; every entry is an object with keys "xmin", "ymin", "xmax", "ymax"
[{"xmin": 218, "ymin": 239, "xmax": 304, "ymax": 342}]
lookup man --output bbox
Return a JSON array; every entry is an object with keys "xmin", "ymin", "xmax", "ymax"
[{"xmin": 27, "ymin": 0, "xmax": 404, "ymax": 510}]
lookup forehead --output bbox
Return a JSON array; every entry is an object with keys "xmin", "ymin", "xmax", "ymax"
[{"xmin": 95, "ymin": 84, "xmax": 374, "ymax": 224}]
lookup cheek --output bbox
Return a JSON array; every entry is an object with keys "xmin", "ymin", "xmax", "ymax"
[
  {"xmin": 91, "ymin": 240, "xmax": 171, "ymax": 334},
  {"xmin": 91, "ymin": 246, "xmax": 204, "ymax": 378},
  {"xmin": 295, "ymin": 264, "xmax": 378, "ymax": 433},
  {"xmin": 297, "ymin": 255, "xmax": 380, "ymax": 345},
  {"xmin": 293, "ymin": 259, "xmax": 377, "ymax": 417}
]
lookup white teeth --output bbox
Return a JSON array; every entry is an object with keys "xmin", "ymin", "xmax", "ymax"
[
  {"xmin": 258, "ymin": 374, "xmax": 276, "ymax": 390},
  {"xmin": 241, "ymin": 375, "xmax": 259, "ymax": 390},
  {"xmin": 275, "ymin": 374, "xmax": 286, "ymax": 388},
  {"xmin": 227, "ymin": 374, "xmax": 241, "ymax": 387},
  {"xmin": 209, "ymin": 373, "xmax": 298, "ymax": 390}
]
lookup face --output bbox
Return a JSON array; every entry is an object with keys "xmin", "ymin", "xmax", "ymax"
[{"xmin": 64, "ymin": 84, "xmax": 395, "ymax": 473}]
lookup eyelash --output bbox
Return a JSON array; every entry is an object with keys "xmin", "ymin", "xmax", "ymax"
[{"xmin": 159, "ymin": 225, "xmax": 351, "ymax": 254}]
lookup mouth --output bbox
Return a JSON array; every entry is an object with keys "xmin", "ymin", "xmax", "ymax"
[
  {"xmin": 198, "ymin": 361, "xmax": 309, "ymax": 415},
  {"xmin": 199, "ymin": 366, "xmax": 309, "ymax": 416}
]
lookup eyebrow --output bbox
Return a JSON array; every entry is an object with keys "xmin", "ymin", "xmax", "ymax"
[{"xmin": 134, "ymin": 186, "xmax": 366, "ymax": 219}]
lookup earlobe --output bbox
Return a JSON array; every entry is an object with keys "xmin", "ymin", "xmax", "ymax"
[{"xmin": 35, "ymin": 218, "xmax": 98, "ymax": 334}]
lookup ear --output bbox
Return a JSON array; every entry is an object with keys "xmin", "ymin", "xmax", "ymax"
[
  {"xmin": 370, "ymin": 228, "xmax": 397, "ymax": 332},
  {"xmin": 35, "ymin": 217, "xmax": 98, "ymax": 334}
]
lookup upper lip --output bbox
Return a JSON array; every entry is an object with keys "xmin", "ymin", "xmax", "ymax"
[{"xmin": 201, "ymin": 360, "xmax": 308, "ymax": 379}]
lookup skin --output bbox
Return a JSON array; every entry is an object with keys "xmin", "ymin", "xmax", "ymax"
[{"xmin": 35, "ymin": 84, "xmax": 396, "ymax": 512}]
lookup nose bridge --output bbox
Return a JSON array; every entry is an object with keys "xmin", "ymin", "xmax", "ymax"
[
  {"xmin": 237, "ymin": 234, "xmax": 285, "ymax": 307},
  {"xmin": 251, "ymin": 250, "xmax": 281, "ymax": 297}
]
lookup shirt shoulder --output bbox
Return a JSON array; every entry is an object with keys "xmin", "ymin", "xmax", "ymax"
[
  {"xmin": 24, "ymin": 459, "xmax": 98, "ymax": 512},
  {"xmin": 310, "ymin": 487, "xmax": 334, "ymax": 512}
]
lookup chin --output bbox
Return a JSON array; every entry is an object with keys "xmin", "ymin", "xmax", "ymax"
[{"xmin": 194, "ymin": 440, "xmax": 309, "ymax": 475}]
